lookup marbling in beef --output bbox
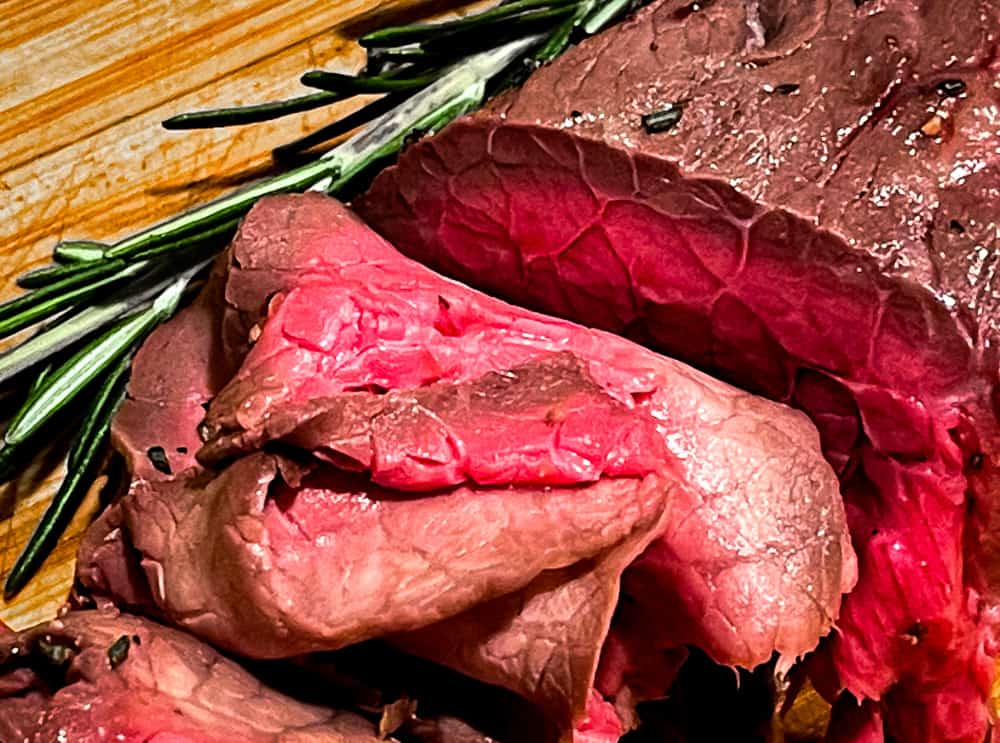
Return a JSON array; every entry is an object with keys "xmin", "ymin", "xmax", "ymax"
[{"xmin": 356, "ymin": 1, "xmax": 1000, "ymax": 740}]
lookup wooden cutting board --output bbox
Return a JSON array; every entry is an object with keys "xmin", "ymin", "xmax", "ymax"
[{"xmin": 0, "ymin": 0, "xmax": 482, "ymax": 631}]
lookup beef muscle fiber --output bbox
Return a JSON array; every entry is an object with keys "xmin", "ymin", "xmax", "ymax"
[
  {"xmin": 355, "ymin": 1, "xmax": 1000, "ymax": 740},
  {"xmin": 80, "ymin": 194, "xmax": 852, "ymax": 740}
]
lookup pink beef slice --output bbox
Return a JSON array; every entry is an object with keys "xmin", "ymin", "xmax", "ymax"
[
  {"xmin": 79, "ymin": 194, "xmax": 851, "ymax": 737},
  {"xmin": 0, "ymin": 609, "xmax": 381, "ymax": 743},
  {"xmin": 355, "ymin": 0, "xmax": 1000, "ymax": 739}
]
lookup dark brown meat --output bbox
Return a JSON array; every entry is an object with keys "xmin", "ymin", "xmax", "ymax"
[
  {"xmin": 0, "ymin": 609, "xmax": 381, "ymax": 743},
  {"xmin": 355, "ymin": 2, "xmax": 1000, "ymax": 740}
]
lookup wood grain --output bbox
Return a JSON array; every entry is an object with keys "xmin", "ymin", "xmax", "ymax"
[{"xmin": 0, "ymin": 0, "xmax": 479, "ymax": 631}]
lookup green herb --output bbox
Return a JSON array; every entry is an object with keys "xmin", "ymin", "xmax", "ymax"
[
  {"xmin": 107, "ymin": 635, "xmax": 131, "ymax": 668},
  {"xmin": 53, "ymin": 241, "xmax": 107, "ymax": 264},
  {"xmin": 359, "ymin": 0, "xmax": 577, "ymax": 48},
  {"xmin": 36, "ymin": 636, "xmax": 76, "ymax": 667},
  {"xmin": 420, "ymin": 5, "xmax": 577, "ymax": 55},
  {"xmin": 162, "ymin": 91, "xmax": 344, "ymax": 130},
  {"xmin": 0, "ymin": 260, "xmax": 132, "ymax": 340},
  {"xmin": 581, "ymin": 0, "xmax": 637, "ymax": 33},
  {"xmin": 3, "ymin": 353, "xmax": 133, "ymax": 599},
  {"xmin": 272, "ymin": 91, "xmax": 409, "ymax": 160},
  {"xmin": 0, "ymin": 266, "xmax": 181, "ymax": 387},
  {"xmin": 3, "ymin": 270, "xmax": 194, "ymax": 448},
  {"xmin": 641, "ymin": 102, "xmax": 684, "ymax": 133},
  {"xmin": 300, "ymin": 69, "xmax": 441, "ymax": 94}
]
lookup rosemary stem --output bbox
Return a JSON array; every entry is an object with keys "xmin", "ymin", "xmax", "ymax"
[
  {"xmin": 272, "ymin": 92, "xmax": 409, "ymax": 160},
  {"xmin": 309, "ymin": 36, "xmax": 544, "ymax": 194},
  {"xmin": 162, "ymin": 91, "xmax": 344, "ymax": 130},
  {"xmin": 101, "ymin": 159, "xmax": 338, "ymax": 260},
  {"xmin": 2, "ymin": 273, "xmax": 187, "ymax": 446},
  {"xmin": 0, "ymin": 263, "xmax": 202, "ymax": 387},
  {"xmin": 0, "ymin": 261, "xmax": 142, "ymax": 341}
]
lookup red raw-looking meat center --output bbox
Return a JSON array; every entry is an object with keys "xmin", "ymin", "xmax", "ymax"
[{"xmin": 354, "ymin": 2, "xmax": 1000, "ymax": 739}]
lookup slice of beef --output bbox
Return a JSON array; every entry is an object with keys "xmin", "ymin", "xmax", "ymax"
[
  {"xmin": 198, "ymin": 351, "xmax": 673, "ymax": 489},
  {"xmin": 199, "ymin": 194, "xmax": 851, "ymax": 672},
  {"xmin": 0, "ymin": 609, "xmax": 381, "ymax": 742},
  {"xmin": 79, "ymin": 194, "xmax": 851, "ymax": 738},
  {"xmin": 355, "ymin": 1, "xmax": 1000, "ymax": 740}
]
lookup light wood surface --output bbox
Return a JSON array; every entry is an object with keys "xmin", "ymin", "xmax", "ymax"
[{"xmin": 0, "ymin": 0, "xmax": 477, "ymax": 631}]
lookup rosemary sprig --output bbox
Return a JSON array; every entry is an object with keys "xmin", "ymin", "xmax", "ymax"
[
  {"xmin": 0, "ymin": 261, "xmax": 162, "ymax": 342},
  {"xmin": 3, "ymin": 267, "xmax": 199, "ymax": 449},
  {"xmin": 300, "ymin": 69, "xmax": 441, "ymax": 94},
  {"xmin": 1, "ymin": 0, "xmax": 647, "ymax": 598},
  {"xmin": 0, "ymin": 264, "xmax": 184, "ymax": 386},
  {"xmin": 272, "ymin": 91, "xmax": 410, "ymax": 160},
  {"xmin": 161, "ymin": 91, "xmax": 343, "ymax": 130},
  {"xmin": 3, "ymin": 353, "xmax": 131, "ymax": 599},
  {"xmin": 420, "ymin": 5, "xmax": 577, "ymax": 55}
]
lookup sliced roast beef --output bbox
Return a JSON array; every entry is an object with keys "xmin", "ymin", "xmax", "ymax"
[
  {"xmin": 79, "ymin": 194, "xmax": 851, "ymax": 738},
  {"xmin": 355, "ymin": 1, "xmax": 1000, "ymax": 740},
  {"xmin": 0, "ymin": 609, "xmax": 381, "ymax": 742}
]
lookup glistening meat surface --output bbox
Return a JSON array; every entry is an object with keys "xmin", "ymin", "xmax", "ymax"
[
  {"xmin": 0, "ymin": 609, "xmax": 381, "ymax": 743},
  {"xmin": 79, "ymin": 194, "xmax": 851, "ymax": 738},
  {"xmin": 355, "ymin": 1, "xmax": 1000, "ymax": 740}
]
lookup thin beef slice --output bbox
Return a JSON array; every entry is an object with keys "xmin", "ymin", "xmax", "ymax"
[
  {"xmin": 0, "ymin": 609, "xmax": 381, "ymax": 743},
  {"xmin": 79, "ymin": 194, "xmax": 851, "ymax": 739},
  {"xmin": 355, "ymin": 1, "xmax": 1000, "ymax": 740}
]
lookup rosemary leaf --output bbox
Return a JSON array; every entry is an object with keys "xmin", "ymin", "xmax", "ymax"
[
  {"xmin": 641, "ymin": 103, "xmax": 684, "ymax": 133},
  {"xmin": 308, "ymin": 36, "xmax": 544, "ymax": 195},
  {"xmin": 0, "ymin": 260, "xmax": 136, "ymax": 340},
  {"xmin": 0, "ymin": 365, "xmax": 51, "ymax": 482},
  {"xmin": 161, "ymin": 91, "xmax": 344, "ymax": 130},
  {"xmin": 300, "ymin": 70, "xmax": 440, "ymax": 94},
  {"xmin": 3, "ymin": 352, "xmax": 132, "ymax": 600},
  {"xmin": 54, "ymin": 241, "xmax": 107, "ymax": 264},
  {"xmin": 98, "ymin": 158, "xmax": 336, "ymax": 259},
  {"xmin": 272, "ymin": 92, "xmax": 410, "ymax": 160},
  {"xmin": 273, "ymin": 92, "xmax": 409, "ymax": 160},
  {"xmin": 17, "ymin": 261, "xmax": 102, "ymax": 289},
  {"xmin": 533, "ymin": 11, "xmax": 579, "ymax": 62},
  {"xmin": 581, "ymin": 0, "xmax": 637, "ymax": 33},
  {"xmin": 109, "ymin": 218, "xmax": 238, "ymax": 263},
  {"xmin": 364, "ymin": 46, "xmax": 431, "ymax": 76},
  {"xmin": 359, "ymin": 0, "xmax": 576, "ymax": 47},
  {"xmin": 3, "ymin": 269, "xmax": 196, "ymax": 447},
  {"xmin": 0, "ymin": 263, "xmax": 203, "ymax": 387},
  {"xmin": 420, "ymin": 5, "xmax": 576, "ymax": 55}
]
